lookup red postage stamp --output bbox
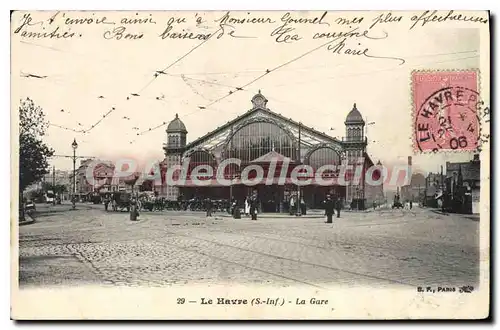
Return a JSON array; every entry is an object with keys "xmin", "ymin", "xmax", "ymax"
[{"xmin": 412, "ymin": 70, "xmax": 480, "ymax": 153}]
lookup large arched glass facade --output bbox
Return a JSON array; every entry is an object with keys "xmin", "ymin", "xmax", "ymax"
[{"xmin": 224, "ymin": 121, "xmax": 297, "ymax": 163}]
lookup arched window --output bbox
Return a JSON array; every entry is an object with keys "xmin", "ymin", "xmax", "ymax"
[
  {"xmin": 306, "ymin": 147, "xmax": 341, "ymax": 170},
  {"xmin": 187, "ymin": 150, "xmax": 217, "ymax": 175},
  {"xmin": 225, "ymin": 121, "xmax": 296, "ymax": 163}
]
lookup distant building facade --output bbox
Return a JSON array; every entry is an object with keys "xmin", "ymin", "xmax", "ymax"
[
  {"xmin": 73, "ymin": 159, "xmax": 130, "ymax": 198},
  {"xmin": 424, "ymin": 172, "xmax": 444, "ymax": 208},
  {"xmin": 444, "ymin": 154, "xmax": 480, "ymax": 214},
  {"xmin": 400, "ymin": 156, "xmax": 426, "ymax": 203},
  {"xmin": 43, "ymin": 168, "xmax": 72, "ymax": 200}
]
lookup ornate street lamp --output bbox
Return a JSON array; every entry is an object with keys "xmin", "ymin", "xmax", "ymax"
[
  {"xmin": 71, "ymin": 138, "xmax": 78, "ymax": 210},
  {"xmin": 296, "ymin": 122, "xmax": 302, "ymax": 217}
]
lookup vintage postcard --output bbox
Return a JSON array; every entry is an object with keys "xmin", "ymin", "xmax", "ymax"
[{"xmin": 10, "ymin": 10, "xmax": 490, "ymax": 319}]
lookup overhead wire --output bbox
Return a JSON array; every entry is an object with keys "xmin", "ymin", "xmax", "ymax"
[
  {"xmin": 135, "ymin": 26, "xmax": 223, "ymax": 95},
  {"xmin": 167, "ymin": 51, "xmax": 480, "ymax": 133},
  {"xmin": 21, "ymin": 30, "xmax": 480, "ymax": 150},
  {"xmin": 201, "ymin": 33, "xmax": 363, "ymax": 108},
  {"xmin": 88, "ymin": 26, "xmax": 223, "ymax": 136},
  {"xmin": 36, "ymin": 26, "xmax": 222, "ymax": 139}
]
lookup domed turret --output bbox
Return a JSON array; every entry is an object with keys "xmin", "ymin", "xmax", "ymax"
[
  {"xmin": 167, "ymin": 113, "xmax": 187, "ymax": 133},
  {"xmin": 345, "ymin": 103, "xmax": 365, "ymax": 125},
  {"xmin": 165, "ymin": 113, "xmax": 187, "ymax": 149},
  {"xmin": 344, "ymin": 103, "xmax": 366, "ymax": 143},
  {"xmin": 163, "ymin": 114, "xmax": 187, "ymax": 203}
]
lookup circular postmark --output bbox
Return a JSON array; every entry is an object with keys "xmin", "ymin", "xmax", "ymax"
[{"xmin": 415, "ymin": 86, "xmax": 481, "ymax": 152}]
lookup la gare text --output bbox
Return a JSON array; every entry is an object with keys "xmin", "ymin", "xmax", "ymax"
[{"xmin": 199, "ymin": 297, "xmax": 329, "ymax": 305}]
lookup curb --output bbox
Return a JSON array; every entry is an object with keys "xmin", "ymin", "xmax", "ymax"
[
  {"xmin": 429, "ymin": 209, "xmax": 479, "ymax": 221},
  {"xmin": 430, "ymin": 209, "xmax": 449, "ymax": 216},
  {"xmin": 430, "ymin": 209, "xmax": 480, "ymax": 221},
  {"xmin": 218, "ymin": 214, "xmax": 325, "ymax": 219},
  {"xmin": 19, "ymin": 213, "xmax": 36, "ymax": 226}
]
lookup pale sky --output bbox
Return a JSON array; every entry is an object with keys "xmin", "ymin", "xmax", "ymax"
[{"xmin": 11, "ymin": 11, "xmax": 489, "ymax": 174}]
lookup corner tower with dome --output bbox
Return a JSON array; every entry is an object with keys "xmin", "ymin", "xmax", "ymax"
[
  {"xmin": 159, "ymin": 92, "xmax": 381, "ymax": 211},
  {"xmin": 161, "ymin": 113, "xmax": 188, "ymax": 200},
  {"xmin": 344, "ymin": 103, "xmax": 368, "ymax": 209}
]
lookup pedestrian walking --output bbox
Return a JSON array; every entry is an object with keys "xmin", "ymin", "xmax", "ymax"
[
  {"xmin": 300, "ymin": 197, "xmax": 306, "ymax": 215},
  {"xmin": 250, "ymin": 192, "xmax": 258, "ymax": 220},
  {"xmin": 336, "ymin": 197, "xmax": 342, "ymax": 218},
  {"xmin": 410, "ymin": 200, "xmax": 413, "ymax": 210},
  {"xmin": 244, "ymin": 197, "xmax": 250, "ymax": 217},
  {"xmin": 205, "ymin": 198, "xmax": 213, "ymax": 217},
  {"xmin": 324, "ymin": 194, "xmax": 335, "ymax": 223},
  {"xmin": 289, "ymin": 195, "xmax": 295, "ymax": 215},
  {"xmin": 104, "ymin": 194, "xmax": 110, "ymax": 211}
]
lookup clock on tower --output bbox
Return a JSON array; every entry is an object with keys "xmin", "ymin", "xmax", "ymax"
[{"xmin": 251, "ymin": 90, "xmax": 268, "ymax": 109}]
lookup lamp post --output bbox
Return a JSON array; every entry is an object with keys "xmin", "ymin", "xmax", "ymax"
[
  {"xmin": 356, "ymin": 187, "xmax": 360, "ymax": 211},
  {"xmin": 296, "ymin": 122, "xmax": 302, "ymax": 217},
  {"xmin": 363, "ymin": 120, "xmax": 375, "ymax": 211},
  {"xmin": 71, "ymin": 138, "xmax": 78, "ymax": 210}
]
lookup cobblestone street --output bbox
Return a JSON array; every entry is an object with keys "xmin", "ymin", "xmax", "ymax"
[{"xmin": 18, "ymin": 204, "xmax": 480, "ymax": 289}]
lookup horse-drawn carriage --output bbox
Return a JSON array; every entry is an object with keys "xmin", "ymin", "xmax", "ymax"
[
  {"xmin": 392, "ymin": 193, "xmax": 403, "ymax": 209},
  {"xmin": 111, "ymin": 192, "xmax": 131, "ymax": 212},
  {"xmin": 137, "ymin": 192, "xmax": 158, "ymax": 211},
  {"xmin": 90, "ymin": 192, "xmax": 102, "ymax": 205}
]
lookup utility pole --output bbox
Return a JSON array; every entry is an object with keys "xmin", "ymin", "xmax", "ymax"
[
  {"xmin": 345, "ymin": 155, "xmax": 349, "ymax": 208},
  {"xmin": 441, "ymin": 165, "xmax": 445, "ymax": 212},
  {"xmin": 296, "ymin": 122, "xmax": 302, "ymax": 216},
  {"xmin": 229, "ymin": 125, "xmax": 233, "ymax": 204},
  {"xmin": 52, "ymin": 165, "xmax": 56, "ymax": 205},
  {"xmin": 73, "ymin": 146, "xmax": 76, "ymax": 209},
  {"xmin": 71, "ymin": 139, "xmax": 79, "ymax": 210},
  {"xmin": 49, "ymin": 150, "xmax": 95, "ymax": 209}
]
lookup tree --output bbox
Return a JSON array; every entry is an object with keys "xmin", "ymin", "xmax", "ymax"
[
  {"xmin": 19, "ymin": 98, "xmax": 54, "ymax": 193},
  {"xmin": 42, "ymin": 182, "xmax": 68, "ymax": 194}
]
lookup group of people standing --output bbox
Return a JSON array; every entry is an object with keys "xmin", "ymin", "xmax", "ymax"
[
  {"xmin": 288, "ymin": 195, "xmax": 307, "ymax": 215},
  {"xmin": 203, "ymin": 191, "xmax": 342, "ymax": 224}
]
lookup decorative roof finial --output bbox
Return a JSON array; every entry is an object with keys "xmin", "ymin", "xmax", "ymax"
[
  {"xmin": 175, "ymin": 113, "xmax": 178, "ymax": 118},
  {"xmin": 353, "ymin": 103, "xmax": 357, "ymax": 109},
  {"xmin": 251, "ymin": 90, "xmax": 268, "ymax": 109}
]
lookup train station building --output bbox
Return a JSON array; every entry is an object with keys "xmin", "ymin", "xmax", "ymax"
[{"xmin": 159, "ymin": 91, "xmax": 384, "ymax": 211}]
